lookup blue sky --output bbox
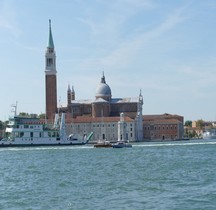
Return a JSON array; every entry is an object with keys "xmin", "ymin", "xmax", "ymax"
[{"xmin": 0, "ymin": 0, "xmax": 215, "ymax": 121}]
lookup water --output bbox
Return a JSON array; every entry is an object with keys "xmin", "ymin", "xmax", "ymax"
[{"xmin": 0, "ymin": 140, "xmax": 216, "ymax": 210}]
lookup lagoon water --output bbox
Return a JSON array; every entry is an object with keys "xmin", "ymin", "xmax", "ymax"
[{"xmin": 0, "ymin": 140, "xmax": 216, "ymax": 210}]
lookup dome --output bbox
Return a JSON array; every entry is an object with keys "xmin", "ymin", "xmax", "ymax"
[
  {"xmin": 95, "ymin": 73, "xmax": 112, "ymax": 100},
  {"xmin": 96, "ymin": 83, "xmax": 111, "ymax": 97}
]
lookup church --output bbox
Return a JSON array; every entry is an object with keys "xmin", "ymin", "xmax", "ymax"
[{"xmin": 45, "ymin": 20, "xmax": 143, "ymax": 142}]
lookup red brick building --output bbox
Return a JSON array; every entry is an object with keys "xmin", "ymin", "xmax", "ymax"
[{"xmin": 143, "ymin": 114, "xmax": 184, "ymax": 140}]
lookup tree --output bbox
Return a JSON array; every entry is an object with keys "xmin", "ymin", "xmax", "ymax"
[
  {"xmin": 19, "ymin": 112, "xmax": 41, "ymax": 118},
  {"xmin": 0, "ymin": 121, "xmax": 3, "ymax": 130},
  {"xmin": 39, "ymin": 113, "xmax": 46, "ymax": 119},
  {"xmin": 196, "ymin": 119, "xmax": 204, "ymax": 129},
  {"xmin": 185, "ymin": 120, "xmax": 192, "ymax": 127},
  {"xmin": 19, "ymin": 112, "xmax": 30, "ymax": 117}
]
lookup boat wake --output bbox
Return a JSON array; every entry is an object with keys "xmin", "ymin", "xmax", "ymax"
[
  {"xmin": 134, "ymin": 140, "xmax": 216, "ymax": 148},
  {"xmin": 0, "ymin": 145, "xmax": 93, "ymax": 152}
]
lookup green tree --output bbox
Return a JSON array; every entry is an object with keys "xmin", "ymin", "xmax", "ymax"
[
  {"xmin": 19, "ymin": 112, "xmax": 30, "ymax": 117},
  {"xmin": 39, "ymin": 113, "xmax": 46, "ymax": 119},
  {"xmin": 188, "ymin": 130, "xmax": 197, "ymax": 138},
  {"xmin": 196, "ymin": 119, "xmax": 204, "ymax": 129},
  {"xmin": 185, "ymin": 120, "xmax": 192, "ymax": 127},
  {"xmin": 19, "ymin": 113, "xmax": 40, "ymax": 118},
  {"xmin": 0, "ymin": 121, "xmax": 3, "ymax": 130}
]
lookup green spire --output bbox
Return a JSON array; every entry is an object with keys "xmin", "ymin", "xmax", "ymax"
[{"xmin": 48, "ymin": 19, "xmax": 54, "ymax": 48}]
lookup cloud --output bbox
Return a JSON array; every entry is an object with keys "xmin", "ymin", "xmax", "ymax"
[
  {"xmin": 77, "ymin": 0, "xmax": 155, "ymax": 40},
  {"xmin": 0, "ymin": 0, "xmax": 21, "ymax": 37},
  {"xmin": 76, "ymin": 3, "xmax": 190, "ymax": 71}
]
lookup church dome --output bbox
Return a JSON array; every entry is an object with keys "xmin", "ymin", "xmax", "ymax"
[
  {"xmin": 96, "ymin": 83, "xmax": 111, "ymax": 97},
  {"xmin": 95, "ymin": 73, "xmax": 112, "ymax": 100}
]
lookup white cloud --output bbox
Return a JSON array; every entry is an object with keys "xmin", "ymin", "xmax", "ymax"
[
  {"xmin": 76, "ymin": 3, "xmax": 190, "ymax": 72},
  {"xmin": 0, "ymin": 0, "xmax": 21, "ymax": 37}
]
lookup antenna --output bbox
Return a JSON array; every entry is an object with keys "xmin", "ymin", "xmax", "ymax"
[{"xmin": 11, "ymin": 101, "xmax": 18, "ymax": 116}]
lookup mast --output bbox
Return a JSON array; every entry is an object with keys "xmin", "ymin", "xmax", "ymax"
[{"xmin": 11, "ymin": 101, "xmax": 18, "ymax": 116}]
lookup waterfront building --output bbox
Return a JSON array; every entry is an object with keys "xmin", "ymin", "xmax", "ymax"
[
  {"xmin": 143, "ymin": 114, "xmax": 184, "ymax": 140},
  {"xmin": 64, "ymin": 114, "xmax": 135, "ymax": 142},
  {"xmin": 44, "ymin": 20, "xmax": 185, "ymax": 141},
  {"xmin": 44, "ymin": 20, "xmax": 143, "ymax": 141},
  {"xmin": 62, "ymin": 75, "xmax": 144, "ymax": 142}
]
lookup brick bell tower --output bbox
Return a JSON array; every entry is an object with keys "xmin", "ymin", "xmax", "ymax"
[{"xmin": 45, "ymin": 19, "xmax": 57, "ymax": 121}]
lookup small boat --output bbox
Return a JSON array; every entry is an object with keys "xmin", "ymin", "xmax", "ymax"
[
  {"xmin": 94, "ymin": 140, "xmax": 112, "ymax": 148},
  {"xmin": 112, "ymin": 140, "xmax": 132, "ymax": 148},
  {"xmin": 203, "ymin": 130, "xmax": 216, "ymax": 139},
  {"xmin": 1, "ymin": 110, "xmax": 93, "ymax": 147}
]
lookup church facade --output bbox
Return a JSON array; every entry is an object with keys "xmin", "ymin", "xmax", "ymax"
[
  {"xmin": 45, "ymin": 20, "xmax": 143, "ymax": 142},
  {"xmin": 62, "ymin": 73, "xmax": 144, "ymax": 142},
  {"xmin": 45, "ymin": 21, "xmax": 185, "ymax": 141}
]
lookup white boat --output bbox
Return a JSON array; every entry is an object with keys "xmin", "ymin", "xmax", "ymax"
[
  {"xmin": 0, "ymin": 112, "xmax": 93, "ymax": 147},
  {"xmin": 203, "ymin": 130, "xmax": 216, "ymax": 139},
  {"xmin": 112, "ymin": 140, "xmax": 132, "ymax": 148},
  {"xmin": 94, "ymin": 139, "xmax": 112, "ymax": 148}
]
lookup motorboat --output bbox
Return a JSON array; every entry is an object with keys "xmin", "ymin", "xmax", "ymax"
[
  {"xmin": 112, "ymin": 140, "xmax": 132, "ymax": 148},
  {"xmin": 94, "ymin": 140, "xmax": 112, "ymax": 148}
]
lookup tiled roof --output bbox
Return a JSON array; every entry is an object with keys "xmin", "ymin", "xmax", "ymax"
[
  {"xmin": 65, "ymin": 116, "xmax": 134, "ymax": 123},
  {"xmin": 143, "ymin": 118, "xmax": 181, "ymax": 125},
  {"xmin": 111, "ymin": 97, "xmax": 139, "ymax": 103},
  {"xmin": 59, "ymin": 97, "xmax": 140, "ymax": 107},
  {"xmin": 93, "ymin": 98, "xmax": 109, "ymax": 103},
  {"xmin": 71, "ymin": 99, "xmax": 93, "ymax": 104},
  {"xmin": 143, "ymin": 113, "xmax": 183, "ymax": 121}
]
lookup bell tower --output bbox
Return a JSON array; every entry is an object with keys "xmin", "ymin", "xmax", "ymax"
[{"xmin": 45, "ymin": 19, "xmax": 57, "ymax": 121}]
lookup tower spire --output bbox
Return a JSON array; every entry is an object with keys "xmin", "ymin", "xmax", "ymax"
[
  {"xmin": 67, "ymin": 83, "xmax": 71, "ymax": 92},
  {"xmin": 48, "ymin": 19, "xmax": 54, "ymax": 49},
  {"xmin": 45, "ymin": 19, "xmax": 57, "ymax": 121}
]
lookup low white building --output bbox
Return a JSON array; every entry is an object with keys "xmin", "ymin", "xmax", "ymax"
[{"xmin": 65, "ymin": 114, "xmax": 136, "ymax": 142}]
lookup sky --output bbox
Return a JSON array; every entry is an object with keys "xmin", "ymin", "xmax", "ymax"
[{"xmin": 0, "ymin": 0, "xmax": 215, "ymax": 122}]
